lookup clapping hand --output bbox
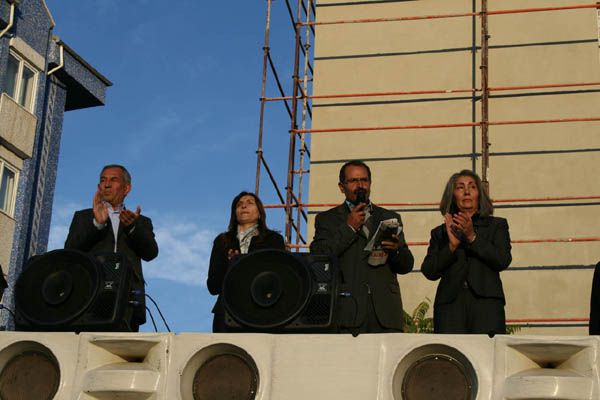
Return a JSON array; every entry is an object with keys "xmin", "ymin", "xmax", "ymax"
[
  {"xmin": 445, "ymin": 212, "xmax": 476, "ymax": 252},
  {"xmin": 120, "ymin": 205, "xmax": 141, "ymax": 228},
  {"xmin": 93, "ymin": 190, "xmax": 108, "ymax": 225},
  {"xmin": 444, "ymin": 213, "xmax": 461, "ymax": 252},
  {"xmin": 452, "ymin": 212, "xmax": 475, "ymax": 242},
  {"xmin": 227, "ymin": 248, "xmax": 240, "ymax": 261}
]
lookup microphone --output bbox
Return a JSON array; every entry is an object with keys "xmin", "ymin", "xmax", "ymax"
[{"xmin": 355, "ymin": 189, "xmax": 367, "ymax": 205}]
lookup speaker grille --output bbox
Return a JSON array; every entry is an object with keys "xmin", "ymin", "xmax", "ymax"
[
  {"xmin": 394, "ymin": 344, "xmax": 477, "ymax": 400},
  {"xmin": 402, "ymin": 354, "xmax": 472, "ymax": 400},
  {"xmin": 192, "ymin": 354, "xmax": 258, "ymax": 400},
  {"xmin": 89, "ymin": 291, "xmax": 118, "ymax": 319},
  {"xmin": 0, "ymin": 350, "xmax": 60, "ymax": 400},
  {"xmin": 224, "ymin": 250, "xmax": 312, "ymax": 329},
  {"xmin": 16, "ymin": 250, "xmax": 99, "ymax": 326},
  {"xmin": 301, "ymin": 295, "xmax": 332, "ymax": 325},
  {"xmin": 309, "ymin": 259, "xmax": 332, "ymax": 281},
  {"xmin": 16, "ymin": 250, "xmax": 136, "ymax": 331}
]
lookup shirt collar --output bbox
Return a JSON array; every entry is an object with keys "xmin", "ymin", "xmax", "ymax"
[
  {"xmin": 345, "ymin": 199, "xmax": 372, "ymax": 212},
  {"xmin": 105, "ymin": 202, "xmax": 125, "ymax": 213}
]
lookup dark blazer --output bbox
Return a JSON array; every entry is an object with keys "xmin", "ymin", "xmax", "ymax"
[
  {"xmin": 421, "ymin": 215, "xmax": 512, "ymax": 306},
  {"xmin": 207, "ymin": 229, "xmax": 285, "ymax": 332},
  {"xmin": 64, "ymin": 208, "xmax": 158, "ymax": 325},
  {"xmin": 310, "ymin": 204, "xmax": 414, "ymax": 331}
]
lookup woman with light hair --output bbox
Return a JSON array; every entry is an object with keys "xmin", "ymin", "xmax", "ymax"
[{"xmin": 421, "ymin": 170, "xmax": 512, "ymax": 334}]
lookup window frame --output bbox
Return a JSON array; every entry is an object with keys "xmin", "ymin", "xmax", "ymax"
[
  {"xmin": 5, "ymin": 50, "xmax": 39, "ymax": 113},
  {"xmin": 0, "ymin": 159, "xmax": 19, "ymax": 218}
]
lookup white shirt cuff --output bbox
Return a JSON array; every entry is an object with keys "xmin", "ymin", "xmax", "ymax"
[{"xmin": 93, "ymin": 218, "xmax": 106, "ymax": 230}]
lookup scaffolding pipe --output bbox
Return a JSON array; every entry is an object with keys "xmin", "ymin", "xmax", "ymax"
[
  {"xmin": 295, "ymin": 0, "xmax": 313, "ymax": 250},
  {"xmin": 480, "ymin": 0, "xmax": 490, "ymax": 190},
  {"xmin": 264, "ymin": 195, "xmax": 600, "ymax": 209},
  {"xmin": 507, "ymin": 318, "xmax": 589, "ymax": 323},
  {"xmin": 512, "ymin": 237, "xmax": 600, "ymax": 244},
  {"xmin": 303, "ymin": 3, "xmax": 600, "ymax": 26},
  {"xmin": 260, "ymin": 155, "xmax": 287, "ymax": 205},
  {"xmin": 255, "ymin": 0, "xmax": 273, "ymax": 194},
  {"xmin": 288, "ymin": 236, "xmax": 600, "ymax": 249},
  {"xmin": 256, "ymin": 0, "xmax": 600, "ymax": 260},
  {"xmin": 294, "ymin": 117, "xmax": 600, "ymax": 134},
  {"xmin": 267, "ymin": 53, "xmax": 293, "ymax": 118},
  {"xmin": 262, "ymin": 81, "xmax": 600, "ymax": 102},
  {"xmin": 489, "ymin": 117, "xmax": 600, "ymax": 126},
  {"xmin": 284, "ymin": 0, "xmax": 305, "ymax": 244}
]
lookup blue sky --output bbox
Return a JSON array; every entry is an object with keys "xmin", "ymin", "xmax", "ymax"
[{"xmin": 45, "ymin": 0, "xmax": 299, "ymax": 332}]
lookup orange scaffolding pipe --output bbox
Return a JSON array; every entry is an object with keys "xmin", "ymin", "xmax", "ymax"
[
  {"xmin": 507, "ymin": 318, "xmax": 589, "ymax": 323},
  {"xmin": 294, "ymin": 117, "xmax": 600, "ymax": 134},
  {"xmin": 490, "ymin": 81, "xmax": 600, "ymax": 93},
  {"xmin": 264, "ymin": 195, "xmax": 600, "ymax": 209},
  {"xmin": 262, "ymin": 81, "xmax": 600, "ymax": 102},
  {"xmin": 512, "ymin": 237, "xmax": 600, "ymax": 244},
  {"xmin": 257, "ymin": 0, "xmax": 600, "ymax": 246},
  {"xmin": 288, "ymin": 237, "xmax": 600, "ymax": 249},
  {"xmin": 304, "ymin": 3, "xmax": 600, "ymax": 26}
]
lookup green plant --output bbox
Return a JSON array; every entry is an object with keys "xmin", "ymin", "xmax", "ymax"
[
  {"xmin": 505, "ymin": 324, "xmax": 521, "ymax": 335},
  {"xmin": 403, "ymin": 297, "xmax": 522, "ymax": 334},
  {"xmin": 403, "ymin": 297, "xmax": 434, "ymax": 333}
]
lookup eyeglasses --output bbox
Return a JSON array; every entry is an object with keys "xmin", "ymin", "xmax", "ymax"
[{"xmin": 344, "ymin": 178, "xmax": 370, "ymax": 184}]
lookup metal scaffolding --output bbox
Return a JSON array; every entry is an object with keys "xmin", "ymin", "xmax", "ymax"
[
  {"xmin": 255, "ymin": 0, "xmax": 600, "ymax": 252},
  {"xmin": 253, "ymin": 1, "xmax": 600, "ymax": 329}
]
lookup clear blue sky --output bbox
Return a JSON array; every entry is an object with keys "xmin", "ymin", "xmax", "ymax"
[{"xmin": 45, "ymin": 0, "xmax": 299, "ymax": 332}]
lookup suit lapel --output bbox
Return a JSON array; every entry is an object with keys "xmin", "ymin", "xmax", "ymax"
[{"xmin": 342, "ymin": 203, "xmax": 375, "ymax": 258}]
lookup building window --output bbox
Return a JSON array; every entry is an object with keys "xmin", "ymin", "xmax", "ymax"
[
  {"xmin": 0, "ymin": 160, "xmax": 18, "ymax": 217},
  {"xmin": 4, "ymin": 52, "xmax": 38, "ymax": 112}
]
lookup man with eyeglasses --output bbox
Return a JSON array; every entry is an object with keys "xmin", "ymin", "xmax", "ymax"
[{"xmin": 310, "ymin": 160, "xmax": 413, "ymax": 334}]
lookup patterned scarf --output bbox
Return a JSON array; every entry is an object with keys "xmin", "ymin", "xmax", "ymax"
[{"xmin": 237, "ymin": 224, "xmax": 259, "ymax": 254}]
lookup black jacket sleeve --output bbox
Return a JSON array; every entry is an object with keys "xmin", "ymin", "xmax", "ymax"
[
  {"xmin": 310, "ymin": 212, "xmax": 358, "ymax": 257},
  {"xmin": 124, "ymin": 216, "xmax": 159, "ymax": 261},
  {"xmin": 207, "ymin": 234, "xmax": 229, "ymax": 296},
  {"xmin": 466, "ymin": 218, "xmax": 511, "ymax": 272},
  {"xmin": 421, "ymin": 226, "xmax": 458, "ymax": 281},
  {"xmin": 64, "ymin": 210, "xmax": 104, "ymax": 252}
]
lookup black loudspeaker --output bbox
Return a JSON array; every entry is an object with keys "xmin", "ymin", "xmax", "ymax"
[
  {"xmin": 223, "ymin": 250, "xmax": 338, "ymax": 332},
  {"xmin": 15, "ymin": 249, "xmax": 138, "ymax": 332}
]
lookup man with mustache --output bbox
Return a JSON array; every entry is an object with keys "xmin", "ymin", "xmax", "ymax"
[
  {"xmin": 310, "ymin": 160, "xmax": 413, "ymax": 334},
  {"xmin": 65, "ymin": 164, "xmax": 158, "ymax": 331}
]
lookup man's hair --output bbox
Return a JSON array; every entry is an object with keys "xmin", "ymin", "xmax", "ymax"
[
  {"xmin": 439, "ymin": 169, "xmax": 493, "ymax": 217},
  {"xmin": 100, "ymin": 164, "xmax": 131, "ymax": 185},
  {"xmin": 339, "ymin": 160, "xmax": 372, "ymax": 183}
]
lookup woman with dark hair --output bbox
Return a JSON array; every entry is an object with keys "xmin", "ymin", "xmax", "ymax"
[
  {"xmin": 207, "ymin": 191, "xmax": 285, "ymax": 332},
  {"xmin": 421, "ymin": 170, "xmax": 512, "ymax": 334}
]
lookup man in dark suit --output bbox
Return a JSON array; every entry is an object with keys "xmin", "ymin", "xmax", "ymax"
[
  {"xmin": 310, "ymin": 160, "xmax": 414, "ymax": 333},
  {"xmin": 65, "ymin": 164, "xmax": 158, "ymax": 331}
]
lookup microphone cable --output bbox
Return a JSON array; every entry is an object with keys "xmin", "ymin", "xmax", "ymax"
[
  {"xmin": 146, "ymin": 294, "xmax": 171, "ymax": 332},
  {"xmin": 145, "ymin": 305, "xmax": 158, "ymax": 332}
]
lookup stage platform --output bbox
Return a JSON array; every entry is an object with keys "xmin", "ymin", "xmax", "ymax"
[{"xmin": 0, "ymin": 331, "xmax": 596, "ymax": 399}]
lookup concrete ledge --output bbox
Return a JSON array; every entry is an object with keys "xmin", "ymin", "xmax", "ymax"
[{"xmin": 0, "ymin": 93, "xmax": 37, "ymax": 159}]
